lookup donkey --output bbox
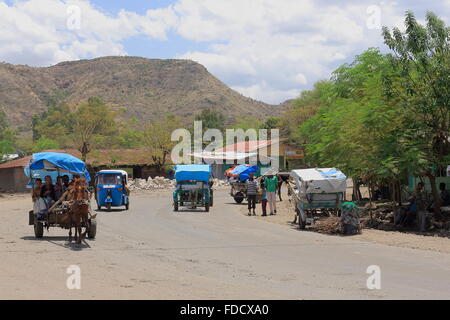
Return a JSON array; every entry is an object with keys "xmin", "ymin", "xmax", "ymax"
[{"xmin": 67, "ymin": 178, "xmax": 91, "ymax": 244}]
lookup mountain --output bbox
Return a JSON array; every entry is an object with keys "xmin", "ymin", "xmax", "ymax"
[{"xmin": 0, "ymin": 56, "xmax": 281, "ymax": 134}]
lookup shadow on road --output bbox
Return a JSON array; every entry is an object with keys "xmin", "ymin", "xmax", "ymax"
[
  {"xmin": 95, "ymin": 208, "xmax": 127, "ymax": 213},
  {"xmin": 20, "ymin": 236, "xmax": 92, "ymax": 250}
]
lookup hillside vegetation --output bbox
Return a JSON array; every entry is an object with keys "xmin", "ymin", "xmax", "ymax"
[{"xmin": 0, "ymin": 56, "xmax": 279, "ymax": 133}]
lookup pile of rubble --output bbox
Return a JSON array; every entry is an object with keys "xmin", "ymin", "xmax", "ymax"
[
  {"xmin": 128, "ymin": 177, "xmax": 229, "ymax": 192},
  {"xmin": 128, "ymin": 177, "xmax": 175, "ymax": 191}
]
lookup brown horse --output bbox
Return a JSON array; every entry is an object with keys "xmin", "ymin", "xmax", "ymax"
[{"xmin": 67, "ymin": 178, "xmax": 91, "ymax": 244}]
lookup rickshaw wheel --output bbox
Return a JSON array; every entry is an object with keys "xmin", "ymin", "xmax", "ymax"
[
  {"xmin": 125, "ymin": 202, "xmax": 129, "ymax": 210},
  {"xmin": 205, "ymin": 202, "xmax": 210, "ymax": 212},
  {"xmin": 174, "ymin": 201, "xmax": 179, "ymax": 211},
  {"xmin": 234, "ymin": 192, "xmax": 244, "ymax": 203},
  {"xmin": 34, "ymin": 221, "xmax": 44, "ymax": 238},
  {"xmin": 97, "ymin": 204, "xmax": 101, "ymax": 211},
  {"xmin": 106, "ymin": 203, "xmax": 112, "ymax": 212}
]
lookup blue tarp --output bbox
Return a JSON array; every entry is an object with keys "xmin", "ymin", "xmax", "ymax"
[
  {"xmin": 229, "ymin": 164, "xmax": 259, "ymax": 181},
  {"xmin": 28, "ymin": 152, "xmax": 91, "ymax": 181},
  {"xmin": 174, "ymin": 164, "xmax": 211, "ymax": 183},
  {"xmin": 318, "ymin": 168, "xmax": 346, "ymax": 180}
]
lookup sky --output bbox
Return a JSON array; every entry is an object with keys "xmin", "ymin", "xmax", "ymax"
[{"xmin": 0, "ymin": 0, "xmax": 448, "ymax": 104}]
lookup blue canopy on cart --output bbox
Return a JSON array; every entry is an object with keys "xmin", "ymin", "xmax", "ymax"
[
  {"xmin": 27, "ymin": 152, "xmax": 91, "ymax": 181},
  {"xmin": 229, "ymin": 164, "xmax": 259, "ymax": 181},
  {"xmin": 174, "ymin": 164, "xmax": 211, "ymax": 183}
]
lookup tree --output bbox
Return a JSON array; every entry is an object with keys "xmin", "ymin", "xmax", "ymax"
[
  {"xmin": 32, "ymin": 137, "xmax": 60, "ymax": 153},
  {"xmin": 280, "ymin": 80, "xmax": 332, "ymax": 144},
  {"xmin": 0, "ymin": 111, "xmax": 17, "ymax": 161},
  {"xmin": 195, "ymin": 109, "xmax": 226, "ymax": 132},
  {"xmin": 142, "ymin": 114, "xmax": 181, "ymax": 171},
  {"xmin": 232, "ymin": 116, "xmax": 262, "ymax": 131},
  {"xmin": 33, "ymin": 98, "xmax": 121, "ymax": 161},
  {"xmin": 382, "ymin": 11, "xmax": 450, "ymax": 215},
  {"xmin": 72, "ymin": 98, "xmax": 120, "ymax": 161},
  {"xmin": 298, "ymin": 49, "xmax": 407, "ymax": 201}
]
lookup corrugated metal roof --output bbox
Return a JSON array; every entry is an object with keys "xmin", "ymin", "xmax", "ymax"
[
  {"xmin": 0, "ymin": 155, "xmax": 31, "ymax": 169},
  {"xmin": 0, "ymin": 149, "xmax": 171, "ymax": 169}
]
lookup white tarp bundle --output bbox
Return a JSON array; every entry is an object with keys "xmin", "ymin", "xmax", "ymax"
[{"xmin": 290, "ymin": 168, "xmax": 347, "ymax": 194}]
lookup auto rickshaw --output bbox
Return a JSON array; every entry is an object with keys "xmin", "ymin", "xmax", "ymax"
[
  {"xmin": 173, "ymin": 164, "xmax": 213, "ymax": 212},
  {"xmin": 95, "ymin": 170, "xmax": 130, "ymax": 211}
]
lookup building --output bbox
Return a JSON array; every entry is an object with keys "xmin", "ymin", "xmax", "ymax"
[
  {"xmin": 0, "ymin": 156, "xmax": 32, "ymax": 192},
  {"xmin": 0, "ymin": 149, "xmax": 172, "ymax": 193},
  {"xmin": 190, "ymin": 139, "xmax": 305, "ymax": 179}
]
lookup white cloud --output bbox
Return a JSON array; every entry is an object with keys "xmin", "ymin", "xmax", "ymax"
[
  {"xmin": 0, "ymin": 0, "xmax": 175, "ymax": 66},
  {"xmin": 0, "ymin": 0, "xmax": 447, "ymax": 104}
]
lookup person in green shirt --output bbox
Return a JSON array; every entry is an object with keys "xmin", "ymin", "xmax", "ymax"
[{"xmin": 264, "ymin": 174, "xmax": 278, "ymax": 215}]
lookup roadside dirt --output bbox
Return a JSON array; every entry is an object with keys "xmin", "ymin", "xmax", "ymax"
[{"xmin": 238, "ymin": 193, "xmax": 450, "ymax": 254}]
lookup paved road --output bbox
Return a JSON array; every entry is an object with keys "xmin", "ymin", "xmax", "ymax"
[{"xmin": 1, "ymin": 190, "xmax": 450, "ymax": 299}]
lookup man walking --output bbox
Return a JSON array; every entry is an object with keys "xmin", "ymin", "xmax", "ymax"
[
  {"xmin": 246, "ymin": 173, "xmax": 258, "ymax": 216},
  {"xmin": 264, "ymin": 174, "xmax": 278, "ymax": 215}
]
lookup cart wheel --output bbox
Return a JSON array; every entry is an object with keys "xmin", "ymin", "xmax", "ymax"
[
  {"xmin": 174, "ymin": 201, "xmax": 179, "ymax": 211},
  {"xmin": 106, "ymin": 203, "xmax": 111, "ymax": 212},
  {"xmin": 88, "ymin": 219, "xmax": 97, "ymax": 239},
  {"xmin": 234, "ymin": 192, "xmax": 244, "ymax": 204},
  {"xmin": 205, "ymin": 202, "xmax": 210, "ymax": 212},
  {"xmin": 34, "ymin": 222, "xmax": 44, "ymax": 238}
]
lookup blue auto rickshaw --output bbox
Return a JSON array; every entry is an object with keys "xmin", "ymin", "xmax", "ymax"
[
  {"xmin": 173, "ymin": 164, "xmax": 213, "ymax": 212},
  {"xmin": 95, "ymin": 170, "xmax": 130, "ymax": 211}
]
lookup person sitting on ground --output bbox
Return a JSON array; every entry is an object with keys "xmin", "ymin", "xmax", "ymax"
[
  {"xmin": 246, "ymin": 173, "xmax": 259, "ymax": 216},
  {"xmin": 439, "ymin": 183, "xmax": 450, "ymax": 207},
  {"xmin": 397, "ymin": 182, "xmax": 424, "ymax": 227}
]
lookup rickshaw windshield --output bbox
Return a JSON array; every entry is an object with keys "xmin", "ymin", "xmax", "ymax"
[{"xmin": 97, "ymin": 173, "xmax": 123, "ymax": 185}]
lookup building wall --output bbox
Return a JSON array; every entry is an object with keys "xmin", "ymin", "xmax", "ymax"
[{"xmin": 0, "ymin": 167, "xmax": 29, "ymax": 193}]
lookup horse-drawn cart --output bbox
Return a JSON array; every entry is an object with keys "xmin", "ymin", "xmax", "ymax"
[
  {"xmin": 26, "ymin": 152, "xmax": 97, "ymax": 241},
  {"xmin": 289, "ymin": 168, "xmax": 347, "ymax": 229}
]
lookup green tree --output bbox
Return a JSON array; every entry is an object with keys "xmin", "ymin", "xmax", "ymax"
[
  {"xmin": 72, "ymin": 98, "xmax": 120, "ymax": 161},
  {"xmin": 232, "ymin": 116, "xmax": 262, "ymax": 131},
  {"xmin": 32, "ymin": 137, "xmax": 60, "ymax": 153},
  {"xmin": 195, "ymin": 109, "xmax": 226, "ymax": 132},
  {"xmin": 142, "ymin": 114, "xmax": 181, "ymax": 171},
  {"xmin": 33, "ymin": 98, "xmax": 122, "ymax": 161},
  {"xmin": 382, "ymin": 11, "xmax": 450, "ymax": 214},
  {"xmin": 280, "ymin": 80, "xmax": 332, "ymax": 144},
  {"xmin": 0, "ymin": 111, "xmax": 17, "ymax": 161}
]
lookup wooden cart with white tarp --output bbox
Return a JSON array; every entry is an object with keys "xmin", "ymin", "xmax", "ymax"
[{"xmin": 288, "ymin": 168, "xmax": 347, "ymax": 229}]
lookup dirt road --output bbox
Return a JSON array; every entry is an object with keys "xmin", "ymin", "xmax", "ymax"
[{"xmin": 1, "ymin": 190, "xmax": 450, "ymax": 299}]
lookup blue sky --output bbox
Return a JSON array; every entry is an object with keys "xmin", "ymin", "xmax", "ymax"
[{"xmin": 0, "ymin": 0, "xmax": 448, "ymax": 104}]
